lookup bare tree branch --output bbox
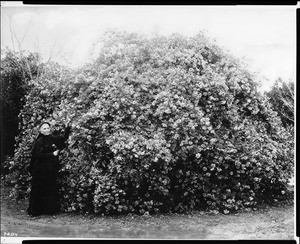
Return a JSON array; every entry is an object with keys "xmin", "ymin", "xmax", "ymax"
[
  {"xmin": 19, "ymin": 14, "xmax": 34, "ymax": 47},
  {"xmin": 7, "ymin": 8, "xmax": 16, "ymax": 52},
  {"xmin": 3, "ymin": 6, "xmax": 67, "ymax": 80}
]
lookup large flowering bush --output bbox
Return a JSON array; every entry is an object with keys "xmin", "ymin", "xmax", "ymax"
[{"xmin": 5, "ymin": 31, "xmax": 294, "ymax": 215}]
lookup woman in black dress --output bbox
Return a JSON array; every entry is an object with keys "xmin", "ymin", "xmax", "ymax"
[{"xmin": 27, "ymin": 121, "xmax": 71, "ymax": 217}]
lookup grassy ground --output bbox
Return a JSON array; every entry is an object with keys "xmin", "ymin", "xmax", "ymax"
[{"xmin": 1, "ymin": 185, "xmax": 295, "ymax": 240}]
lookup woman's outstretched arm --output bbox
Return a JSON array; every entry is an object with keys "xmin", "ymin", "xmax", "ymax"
[{"xmin": 52, "ymin": 125, "xmax": 71, "ymax": 150}]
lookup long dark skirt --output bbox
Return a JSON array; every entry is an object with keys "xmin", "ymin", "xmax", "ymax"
[{"xmin": 27, "ymin": 173, "xmax": 59, "ymax": 216}]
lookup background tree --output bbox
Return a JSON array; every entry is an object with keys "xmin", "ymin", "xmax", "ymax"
[
  {"xmin": 0, "ymin": 49, "xmax": 41, "ymax": 174},
  {"xmin": 265, "ymin": 78, "xmax": 294, "ymax": 128}
]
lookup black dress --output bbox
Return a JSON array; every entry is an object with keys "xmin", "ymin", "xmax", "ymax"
[{"xmin": 27, "ymin": 127, "xmax": 70, "ymax": 216}]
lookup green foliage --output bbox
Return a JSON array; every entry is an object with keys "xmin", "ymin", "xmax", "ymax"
[
  {"xmin": 5, "ymin": 31, "xmax": 294, "ymax": 215},
  {"xmin": 265, "ymin": 78, "xmax": 294, "ymax": 128},
  {"xmin": 0, "ymin": 49, "xmax": 41, "ymax": 172}
]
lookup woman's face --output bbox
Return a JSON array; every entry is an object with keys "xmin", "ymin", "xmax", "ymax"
[{"xmin": 40, "ymin": 123, "xmax": 51, "ymax": 135}]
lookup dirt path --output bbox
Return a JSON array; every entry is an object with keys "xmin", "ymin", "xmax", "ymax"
[{"xmin": 1, "ymin": 186, "xmax": 295, "ymax": 240}]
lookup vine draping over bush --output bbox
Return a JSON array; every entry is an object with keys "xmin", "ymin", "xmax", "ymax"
[{"xmin": 6, "ymin": 31, "xmax": 294, "ymax": 215}]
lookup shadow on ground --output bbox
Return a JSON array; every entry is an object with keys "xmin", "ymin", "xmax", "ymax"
[{"xmin": 1, "ymin": 186, "xmax": 295, "ymax": 239}]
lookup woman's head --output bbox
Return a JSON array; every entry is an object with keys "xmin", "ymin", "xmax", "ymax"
[{"xmin": 39, "ymin": 122, "xmax": 52, "ymax": 135}]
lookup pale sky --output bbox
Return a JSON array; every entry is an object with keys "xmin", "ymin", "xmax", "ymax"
[{"xmin": 1, "ymin": 2, "xmax": 297, "ymax": 91}]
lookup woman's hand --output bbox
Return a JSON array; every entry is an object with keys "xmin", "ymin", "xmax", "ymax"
[
  {"xmin": 65, "ymin": 117, "xmax": 73, "ymax": 127},
  {"xmin": 53, "ymin": 150, "xmax": 59, "ymax": 156}
]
